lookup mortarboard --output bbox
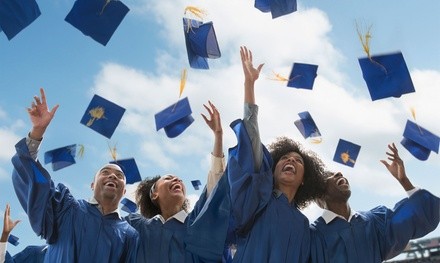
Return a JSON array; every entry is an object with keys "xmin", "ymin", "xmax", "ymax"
[
  {"xmin": 401, "ymin": 120, "xmax": 439, "ymax": 161},
  {"xmin": 155, "ymin": 97, "xmax": 194, "ymax": 138},
  {"xmin": 358, "ymin": 52, "xmax": 415, "ymax": 101},
  {"xmin": 0, "ymin": 0, "xmax": 41, "ymax": 40},
  {"xmin": 255, "ymin": 0, "xmax": 297, "ymax": 19},
  {"xmin": 333, "ymin": 139, "xmax": 361, "ymax": 168},
  {"xmin": 191, "ymin": 180, "xmax": 202, "ymax": 190},
  {"xmin": 44, "ymin": 144, "xmax": 77, "ymax": 171},
  {"xmin": 65, "ymin": 0, "xmax": 129, "ymax": 46},
  {"xmin": 183, "ymin": 18, "xmax": 221, "ymax": 70},
  {"xmin": 8, "ymin": 234, "xmax": 19, "ymax": 246},
  {"xmin": 110, "ymin": 158, "xmax": 142, "ymax": 184},
  {"xmin": 80, "ymin": 94, "xmax": 126, "ymax": 139},
  {"xmin": 120, "ymin": 198, "xmax": 137, "ymax": 213},
  {"xmin": 294, "ymin": 111, "xmax": 321, "ymax": 141},
  {"xmin": 287, "ymin": 63, "xmax": 318, "ymax": 90}
]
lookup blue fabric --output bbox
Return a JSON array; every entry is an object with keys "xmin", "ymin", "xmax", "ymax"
[
  {"xmin": 310, "ymin": 189, "xmax": 440, "ymax": 263},
  {"xmin": 126, "ymin": 173, "xmax": 230, "ymax": 263},
  {"xmin": 11, "ymin": 138, "xmax": 139, "ymax": 263},
  {"xmin": 0, "ymin": 0, "xmax": 41, "ymax": 40},
  {"xmin": 227, "ymin": 119, "xmax": 310, "ymax": 263},
  {"xmin": 5, "ymin": 245, "xmax": 47, "ymax": 263},
  {"xmin": 254, "ymin": 0, "xmax": 297, "ymax": 19}
]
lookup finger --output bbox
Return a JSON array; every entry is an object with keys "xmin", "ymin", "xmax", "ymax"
[
  {"xmin": 34, "ymin": 96, "xmax": 42, "ymax": 105},
  {"xmin": 202, "ymin": 104, "xmax": 213, "ymax": 116},
  {"xmin": 6, "ymin": 203, "xmax": 10, "ymax": 216},
  {"xmin": 201, "ymin": 113, "xmax": 209, "ymax": 123},
  {"xmin": 380, "ymin": 160, "xmax": 390, "ymax": 169},
  {"xmin": 40, "ymin": 88, "xmax": 46, "ymax": 104},
  {"xmin": 257, "ymin": 63, "xmax": 264, "ymax": 73},
  {"xmin": 50, "ymin": 104, "xmax": 60, "ymax": 117},
  {"xmin": 249, "ymin": 49, "xmax": 253, "ymax": 62},
  {"xmin": 13, "ymin": 220, "xmax": 21, "ymax": 227}
]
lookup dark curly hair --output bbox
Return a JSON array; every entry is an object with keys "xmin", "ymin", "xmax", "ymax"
[
  {"xmin": 267, "ymin": 136, "xmax": 326, "ymax": 209},
  {"xmin": 135, "ymin": 175, "xmax": 190, "ymax": 218}
]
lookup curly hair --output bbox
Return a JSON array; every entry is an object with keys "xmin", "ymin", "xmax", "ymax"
[
  {"xmin": 135, "ymin": 175, "xmax": 190, "ymax": 218},
  {"xmin": 267, "ymin": 136, "xmax": 326, "ymax": 209}
]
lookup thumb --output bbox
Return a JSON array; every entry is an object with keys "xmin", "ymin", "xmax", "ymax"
[{"xmin": 257, "ymin": 63, "xmax": 265, "ymax": 73}]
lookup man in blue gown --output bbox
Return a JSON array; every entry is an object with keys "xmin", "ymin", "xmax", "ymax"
[
  {"xmin": 11, "ymin": 88, "xmax": 139, "ymax": 262},
  {"xmin": 310, "ymin": 143, "xmax": 440, "ymax": 262}
]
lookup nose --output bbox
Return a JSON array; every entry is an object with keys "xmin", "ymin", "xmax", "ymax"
[
  {"xmin": 334, "ymin": 172, "xmax": 343, "ymax": 178},
  {"xmin": 171, "ymin": 176, "xmax": 182, "ymax": 183}
]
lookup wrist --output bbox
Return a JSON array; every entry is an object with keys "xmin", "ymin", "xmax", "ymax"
[{"xmin": 0, "ymin": 233, "xmax": 9, "ymax": 242}]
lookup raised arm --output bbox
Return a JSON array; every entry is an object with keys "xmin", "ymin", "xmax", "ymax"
[
  {"xmin": 240, "ymin": 46, "xmax": 264, "ymax": 104},
  {"xmin": 201, "ymin": 101, "xmax": 225, "ymax": 196},
  {"xmin": 380, "ymin": 143, "xmax": 414, "ymax": 191}
]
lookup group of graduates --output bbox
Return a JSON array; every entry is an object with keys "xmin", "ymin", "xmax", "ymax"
[{"xmin": 1, "ymin": 47, "xmax": 439, "ymax": 263}]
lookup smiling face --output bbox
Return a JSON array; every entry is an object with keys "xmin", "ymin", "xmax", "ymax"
[
  {"xmin": 92, "ymin": 164, "xmax": 126, "ymax": 204},
  {"xmin": 321, "ymin": 171, "xmax": 351, "ymax": 207},
  {"xmin": 273, "ymin": 151, "xmax": 305, "ymax": 191},
  {"xmin": 150, "ymin": 174, "xmax": 186, "ymax": 210}
]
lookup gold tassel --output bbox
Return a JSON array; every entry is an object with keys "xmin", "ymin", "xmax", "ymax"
[
  {"xmin": 184, "ymin": 6, "xmax": 207, "ymax": 20},
  {"xmin": 87, "ymin": 106, "xmax": 106, "ymax": 126},
  {"xmin": 100, "ymin": 0, "xmax": 111, "ymax": 15},
  {"xmin": 108, "ymin": 142, "xmax": 118, "ymax": 161},
  {"xmin": 355, "ymin": 22, "xmax": 387, "ymax": 74},
  {"xmin": 179, "ymin": 68, "xmax": 187, "ymax": 99},
  {"xmin": 268, "ymin": 71, "xmax": 289, "ymax": 82},
  {"xmin": 410, "ymin": 107, "xmax": 424, "ymax": 134},
  {"xmin": 77, "ymin": 144, "xmax": 85, "ymax": 158}
]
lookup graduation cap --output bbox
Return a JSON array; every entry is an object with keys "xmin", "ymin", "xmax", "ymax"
[
  {"xmin": 191, "ymin": 180, "xmax": 202, "ymax": 190},
  {"xmin": 0, "ymin": 0, "xmax": 41, "ymax": 40},
  {"xmin": 80, "ymin": 94, "xmax": 126, "ymax": 139},
  {"xmin": 254, "ymin": 0, "xmax": 297, "ymax": 19},
  {"xmin": 110, "ymin": 158, "xmax": 142, "ymax": 184},
  {"xmin": 44, "ymin": 144, "xmax": 79, "ymax": 171},
  {"xmin": 294, "ymin": 111, "xmax": 321, "ymax": 142},
  {"xmin": 183, "ymin": 18, "xmax": 221, "ymax": 69},
  {"xmin": 65, "ymin": 0, "xmax": 130, "ymax": 46},
  {"xmin": 358, "ymin": 52, "xmax": 415, "ymax": 101},
  {"xmin": 287, "ymin": 63, "xmax": 318, "ymax": 90},
  {"xmin": 154, "ymin": 97, "xmax": 194, "ymax": 138},
  {"xmin": 120, "ymin": 198, "xmax": 138, "ymax": 213},
  {"xmin": 333, "ymin": 139, "xmax": 361, "ymax": 168},
  {"xmin": 401, "ymin": 120, "xmax": 439, "ymax": 161},
  {"xmin": 8, "ymin": 234, "xmax": 19, "ymax": 246}
]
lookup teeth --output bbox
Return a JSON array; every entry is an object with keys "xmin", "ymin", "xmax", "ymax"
[{"xmin": 283, "ymin": 164, "xmax": 295, "ymax": 173}]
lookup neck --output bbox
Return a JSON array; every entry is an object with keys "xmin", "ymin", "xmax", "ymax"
[
  {"xmin": 277, "ymin": 185, "xmax": 298, "ymax": 204},
  {"xmin": 160, "ymin": 202, "xmax": 184, "ymax": 221},
  {"xmin": 95, "ymin": 197, "xmax": 119, "ymax": 215},
  {"xmin": 326, "ymin": 201, "xmax": 351, "ymax": 220}
]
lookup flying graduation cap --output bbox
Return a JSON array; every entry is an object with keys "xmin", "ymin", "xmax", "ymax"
[
  {"xmin": 287, "ymin": 63, "xmax": 318, "ymax": 90},
  {"xmin": 254, "ymin": 0, "xmax": 297, "ymax": 19},
  {"xmin": 65, "ymin": 0, "xmax": 130, "ymax": 46},
  {"xmin": 183, "ymin": 6, "xmax": 221, "ymax": 69},
  {"xmin": 8, "ymin": 234, "xmax": 19, "ymax": 246},
  {"xmin": 356, "ymin": 24, "xmax": 415, "ymax": 101},
  {"xmin": 80, "ymin": 94, "xmax": 126, "ymax": 139},
  {"xmin": 0, "ymin": 0, "xmax": 41, "ymax": 40},
  {"xmin": 401, "ymin": 120, "xmax": 439, "ymax": 161},
  {"xmin": 294, "ymin": 111, "xmax": 322, "ymax": 143},
  {"xmin": 191, "ymin": 180, "xmax": 202, "ymax": 190},
  {"xmin": 44, "ymin": 144, "xmax": 84, "ymax": 171},
  {"xmin": 155, "ymin": 97, "xmax": 194, "ymax": 138},
  {"xmin": 333, "ymin": 139, "xmax": 361, "ymax": 168},
  {"xmin": 110, "ymin": 158, "xmax": 142, "ymax": 184},
  {"xmin": 120, "ymin": 198, "xmax": 138, "ymax": 213}
]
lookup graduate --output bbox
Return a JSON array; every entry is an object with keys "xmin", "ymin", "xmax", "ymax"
[
  {"xmin": 11, "ymin": 88, "xmax": 139, "ymax": 262},
  {"xmin": 125, "ymin": 101, "xmax": 230, "ymax": 263},
  {"xmin": 310, "ymin": 143, "xmax": 440, "ymax": 263},
  {"xmin": 225, "ymin": 46, "xmax": 326, "ymax": 262}
]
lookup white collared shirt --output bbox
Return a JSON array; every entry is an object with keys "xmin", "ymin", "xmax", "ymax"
[
  {"xmin": 152, "ymin": 210, "xmax": 188, "ymax": 224},
  {"xmin": 320, "ymin": 187, "xmax": 421, "ymax": 224},
  {"xmin": 88, "ymin": 196, "xmax": 122, "ymax": 219}
]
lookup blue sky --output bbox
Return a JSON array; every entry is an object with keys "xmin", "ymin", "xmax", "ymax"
[{"xmin": 1, "ymin": 0, "xmax": 439, "ymax": 258}]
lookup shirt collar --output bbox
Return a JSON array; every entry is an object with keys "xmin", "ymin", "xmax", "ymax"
[
  {"xmin": 152, "ymin": 210, "xmax": 188, "ymax": 224},
  {"xmin": 88, "ymin": 196, "xmax": 122, "ymax": 219},
  {"xmin": 321, "ymin": 208, "xmax": 357, "ymax": 224}
]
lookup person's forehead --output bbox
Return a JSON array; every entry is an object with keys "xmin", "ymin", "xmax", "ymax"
[
  {"xmin": 99, "ymin": 164, "xmax": 124, "ymax": 174},
  {"xmin": 284, "ymin": 151, "xmax": 303, "ymax": 159}
]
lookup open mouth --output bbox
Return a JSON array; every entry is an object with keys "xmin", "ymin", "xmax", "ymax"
[
  {"xmin": 336, "ymin": 177, "xmax": 348, "ymax": 186},
  {"xmin": 282, "ymin": 164, "xmax": 296, "ymax": 174},
  {"xmin": 170, "ymin": 183, "xmax": 183, "ymax": 192},
  {"xmin": 104, "ymin": 181, "xmax": 117, "ymax": 188}
]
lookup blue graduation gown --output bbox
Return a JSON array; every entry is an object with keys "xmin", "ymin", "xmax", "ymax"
[
  {"xmin": 126, "ymin": 172, "xmax": 230, "ymax": 263},
  {"xmin": 5, "ymin": 245, "xmax": 47, "ymax": 263},
  {"xmin": 227, "ymin": 119, "xmax": 311, "ymax": 263},
  {"xmin": 310, "ymin": 190, "xmax": 440, "ymax": 263},
  {"xmin": 11, "ymin": 138, "xmax": 139, "ymax": 263}
]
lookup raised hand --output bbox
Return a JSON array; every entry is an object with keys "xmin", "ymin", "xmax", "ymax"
[
  {"xmin": 1, "ymin": 204, "xmax": 21, "ymax": 242},
  {"xmin": 201, "ymin": 100, "xmax": 222, "ymax": 135},
  {"xmin": 27, "ymin": 88, "xmax": 59, "ymax": 140},
  {"xmin": 380, "ymin": 143, "xmax": 414, "ymax": 191},
  {"xmin": 240, "ymin": 46, "xmax": 264, "ymax": 84}
]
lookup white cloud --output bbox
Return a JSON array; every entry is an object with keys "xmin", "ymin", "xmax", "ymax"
[{"xmin": 0, "ymin": 127, "xmax": 21, "ymax": 162}]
